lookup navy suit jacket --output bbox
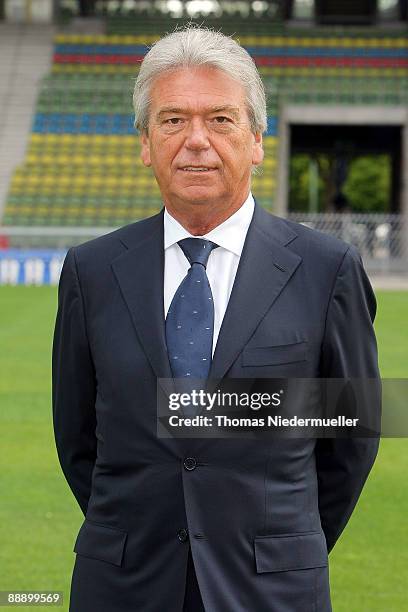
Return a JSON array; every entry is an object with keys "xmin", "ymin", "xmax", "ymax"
[{"xmin": 52, "ymin": 202, "xmax": 380, "ymax": 612}]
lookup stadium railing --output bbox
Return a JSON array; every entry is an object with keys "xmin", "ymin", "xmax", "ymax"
[{"xmin": 0, "ymin": 212, "xmax": 407, "ymax": 285}]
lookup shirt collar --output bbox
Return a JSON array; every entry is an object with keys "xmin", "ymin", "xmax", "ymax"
[{"xmin": 164, "ymin": 192, "xmax": 255, "ymax": 257}]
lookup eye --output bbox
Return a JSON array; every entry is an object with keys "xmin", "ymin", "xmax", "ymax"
[
  {"xmin": 165, "ymin": 118, "xmax": 183, "ymax": 125},
  {"xmin": 214, "ymin": 116, "xmax": 231, "ymax": 123}
]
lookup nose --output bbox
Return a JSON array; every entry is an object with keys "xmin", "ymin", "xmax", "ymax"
[{"xmin": 184, "ymin": 117, "xmax": 210, "ymax": 151}]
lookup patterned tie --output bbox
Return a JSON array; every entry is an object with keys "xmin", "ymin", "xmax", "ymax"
[{"xmin": 166, "ymin": 238, "xmax": 219, "ymax": 379}]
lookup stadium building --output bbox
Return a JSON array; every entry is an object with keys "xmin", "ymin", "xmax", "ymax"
[{"xmin": 0, "ymin": 0, "xmax": 407, "ymax": 284}]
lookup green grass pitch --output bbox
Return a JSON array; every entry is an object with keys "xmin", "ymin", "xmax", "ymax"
[{"xmin": 0, "ymin": 287, "xmax": 407, "ymax": 611}]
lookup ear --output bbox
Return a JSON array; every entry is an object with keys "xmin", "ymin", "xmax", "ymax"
[
  {"xmin": 140, "ymin": 131, "xmax": 151, "ymax": 167},
  {"xmin": 251, "ymin": 132, "xmax": 264, "ymax": 166}
]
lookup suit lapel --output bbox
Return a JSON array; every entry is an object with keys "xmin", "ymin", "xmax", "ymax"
[
  {"xmin": 111, "ymin": 209, "xmax": 173, "ymax": 381},
  {"xmin": 208, "ymin": 203, "xmax": 302, "ymax": 381},
  {"xmin": 110, "ymin": 204, "xmax": 302, "ymax": 385}
]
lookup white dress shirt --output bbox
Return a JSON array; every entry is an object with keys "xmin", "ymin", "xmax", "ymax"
[{"xmin": 164, "ymin": 192, "xmax": 255, "ymax": 356}]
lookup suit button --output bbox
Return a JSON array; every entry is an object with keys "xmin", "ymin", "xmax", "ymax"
[
  {"xmin": 183, "ymin": 457, "xmax": 197, "ymax": 471},
  {"xmin": 178, "ymin": 528, "xmax": 189, "ymax": 542}
]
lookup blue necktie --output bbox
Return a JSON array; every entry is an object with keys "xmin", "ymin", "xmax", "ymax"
[{"xmin": 166, "ymin": 238, "xmax": 219, "ymax": 379}]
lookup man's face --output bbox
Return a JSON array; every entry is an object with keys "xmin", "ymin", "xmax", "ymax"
[{"xmin": 140, "ymin": 65, "xmax": 263, "ymax": 216}]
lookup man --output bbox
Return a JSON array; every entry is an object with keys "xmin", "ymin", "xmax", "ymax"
[{"xmin": 52, "ymin": 26, "xmax": 380, "ymax": 612}]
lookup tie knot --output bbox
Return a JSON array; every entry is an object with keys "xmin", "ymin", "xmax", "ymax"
[{"xmin": 178, "ymin": 238, "xmax": 218, "ymax": 269}]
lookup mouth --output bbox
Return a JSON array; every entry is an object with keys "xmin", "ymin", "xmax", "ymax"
[{"xmin": 178, "ymin": 166, "xmax": 217, "ymax": 173}]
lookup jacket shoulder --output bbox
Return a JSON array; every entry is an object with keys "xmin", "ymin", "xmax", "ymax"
[
  {"xmin": 72, "ymin": 210, "xmax": 163, "ymax": 263},
  {"xmin": 255, "ymin": 207, "xmax": 359, "ymax": 280},
  {"xmin": 281, "ymin": 215, "xmax": 351, "ymax": 255}
]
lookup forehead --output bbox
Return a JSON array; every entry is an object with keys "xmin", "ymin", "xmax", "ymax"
[{"xmin": 149, "ymin": 65, "xmax": 247, "ymax": 114}]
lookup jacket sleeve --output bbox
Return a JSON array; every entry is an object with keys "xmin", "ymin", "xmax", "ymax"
[
  {"xmin": 316, "ymin": 245, "xmax": 381, "ymax": 553},
  {"xmin": 52, "ymin": 247, "xmax": 97, "ymax": 515}
]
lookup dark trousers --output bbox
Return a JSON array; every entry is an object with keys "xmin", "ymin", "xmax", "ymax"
[{"xmin": 183, "ymin": 547, "xmax": 205, "ymax": 612}]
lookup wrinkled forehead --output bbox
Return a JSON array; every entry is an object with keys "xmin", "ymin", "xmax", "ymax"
[{"xmin": 147, "ymin": 65, "xmax": 249, "ymax": 119}]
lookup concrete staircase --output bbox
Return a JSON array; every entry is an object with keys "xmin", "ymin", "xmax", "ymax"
[{"xmin": 0, "ymin": 23, "xmax": 55, "ymax": 219}]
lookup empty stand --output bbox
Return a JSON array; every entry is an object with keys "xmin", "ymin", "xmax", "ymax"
[{"xmin": 2, "ymin": 22, "xmax": 407, "ymax": 227}]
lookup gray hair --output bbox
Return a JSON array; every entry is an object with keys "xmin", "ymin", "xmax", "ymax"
[{"xmin": 132, "ymin": 25, "xmax": 267, "ymax": 135}]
